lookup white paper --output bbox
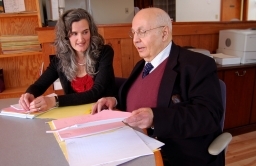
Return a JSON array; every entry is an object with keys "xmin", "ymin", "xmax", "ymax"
[
  {"xmin": 65, "ymin": 126, "xmax": 153, "ymax": 166},
  {"xmin": 3, "ymin": 0, "xmax": 25, "ymax": 13},
  {"xmin": 50, "ymin": 0, "xmax": 59, "ymax": 20},
  {"xmin": 10, "ymin": 104, "xmax": 23, "ymax": 110},
  {"xmin": 134, "ymin": 130, "xmax": 165, "ymax": 151},
  {"xmin": 211, "ymin": 53, "xmax": 241, "ymax": 65}
]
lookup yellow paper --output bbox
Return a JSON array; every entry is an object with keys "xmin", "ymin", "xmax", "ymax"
[
  {"xmin": 49, "ymin": 121, "xmax": 69, "ymax": 160},
  {"xmin": 38, "ymin": 103, "xmax": 93, "ymax": 119}
]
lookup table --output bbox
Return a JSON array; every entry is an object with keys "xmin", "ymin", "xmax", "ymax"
[{"xmin": 0, "ymin": 98, "xmax": 160, "ymax": 166}]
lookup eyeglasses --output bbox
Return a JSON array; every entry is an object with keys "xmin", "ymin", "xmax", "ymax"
[{"xmin": 129, "ymin": 26, "xmax": 165, "ymax": 38}]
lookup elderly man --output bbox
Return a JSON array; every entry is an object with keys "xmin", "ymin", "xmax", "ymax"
[{"xmin": 92, "ymin": 7, "xmax": 224, "ymax": 166}]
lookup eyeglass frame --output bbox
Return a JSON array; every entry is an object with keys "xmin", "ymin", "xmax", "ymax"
[{"xmin": 129, "ymin": 26, "xmax": 165, "ymax": 39}]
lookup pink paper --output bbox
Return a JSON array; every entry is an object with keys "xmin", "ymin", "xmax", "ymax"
[
  {"xmin": 58, "ymin": 121, "xmax": 126, "ymax": 141},
  {"xmin": 52, "ymin": 109, "xmax": 131, "ymax": 129}
]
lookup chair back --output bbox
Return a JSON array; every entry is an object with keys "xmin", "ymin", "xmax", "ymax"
[
  {"xmin": 219, "ymin": 79, "xmax": 226, "ymax": 131},
  {"xmin": 114, "ymin": 77, "xmax": 126, "ymax": 95}
]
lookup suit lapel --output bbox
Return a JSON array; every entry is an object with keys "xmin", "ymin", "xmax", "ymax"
[{"xmin": 157, "ymin": 43, "xmax": 180, "ymax": 107}]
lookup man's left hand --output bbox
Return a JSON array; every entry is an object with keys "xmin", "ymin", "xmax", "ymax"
[{"xmin": 123, "ymin": 108, "xmax": 153, "ymax": 129}]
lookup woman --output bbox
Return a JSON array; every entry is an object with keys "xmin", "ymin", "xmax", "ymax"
[{"xmin": 19, "ymin": 8, "xmax": 115, "ymax": 112}]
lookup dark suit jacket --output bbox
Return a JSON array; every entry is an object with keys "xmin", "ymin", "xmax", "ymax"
[
  {"xmin": 118, "ymin": 43, "xmax": 225, "ymax": 166},
  {"xmin": 26, "ymin": 45, "xmax": 115, "ymax": 107}
]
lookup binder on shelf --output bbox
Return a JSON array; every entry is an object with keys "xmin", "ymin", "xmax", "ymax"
[
  {"xmin": 0, "ymin": 0, "xmax": 4, "ymax": 13},
  {"xmin": 0, "ymin": 35, "xmax": 41, "ymax": 54},
  {"xmin": 0, "ymin": 68, "xmax": 5, "ymax": 93},
  {"xmin": 2, "ymin": 0, "xmax": 25, "ymax": 13}
]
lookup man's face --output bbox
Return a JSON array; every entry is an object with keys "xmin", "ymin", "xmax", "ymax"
[{"xmin": 131, "ymin": 14, "xmax": 163, "ymax": 62}]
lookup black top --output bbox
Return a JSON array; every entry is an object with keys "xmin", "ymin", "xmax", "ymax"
[{"xmin": 26, "ymin": 45, "xmax": 115, "ymax": 107}]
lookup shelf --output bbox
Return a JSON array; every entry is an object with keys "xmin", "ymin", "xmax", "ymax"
[
  {"xmin": 0, "ymin": 86, "xmax": 27, "ymax": 99},
  {"xmin": 0, "ymin": 11, "xmax": 38, "ymax": 18},
  {"xmin": 0, "ymin": 51, "xmax": 42, "ymax": 58}
]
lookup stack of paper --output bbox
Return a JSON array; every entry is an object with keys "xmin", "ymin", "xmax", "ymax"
[
  {"xmin": 0, "ymin": 104, "xmax": 48, "ymax": 119},
  {"xmin": 0, "ymin": 93, "xmax": 57, "ymax": 119},
  {"xmin": 66, "ymin": 126, "xmax": 163, "ymax": 166},
  {"xmin": 47, "ymin": 110, "xmax": 165, "ymax": 166},
  {"xmin": 48, "ymin": 110, "xmax": 131, "ymax": 141},
  {"xmin": 211, "ymin": 53, "xmax": 241, "ymax": 65},
  {"xmin": 0, "ymin": 35, "xmax": 41, "ymax": 54}
]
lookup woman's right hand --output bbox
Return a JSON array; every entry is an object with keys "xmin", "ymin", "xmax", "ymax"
[
  {"xmin": 19, "ymin": 93, "xmax": 35, "ymax": 111},
  {"xmin": 91, "ymin": 97, "xmax": 117, "ymax": 114}
]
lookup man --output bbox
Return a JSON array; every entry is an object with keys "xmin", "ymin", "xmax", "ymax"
[{"xmin": 92, "ymin": 7, "xmax": 224, "ymax": 166}]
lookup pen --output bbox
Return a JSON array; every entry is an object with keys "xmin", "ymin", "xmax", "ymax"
[{"xmin": 122, "ymin": 120, "xmax": 132, "ymax": 128}]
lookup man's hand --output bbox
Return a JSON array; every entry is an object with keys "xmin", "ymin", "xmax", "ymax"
[
  {"xmin": 123, "ymin": 108, "xmax": 154, "ymax": 129},
  {"xmin": 91, "ymin": 97, "xmax": 117, "ymax": 114}
]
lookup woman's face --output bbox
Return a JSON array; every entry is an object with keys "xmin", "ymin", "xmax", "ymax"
[{"xmin": 69, "ymin": 19, "xmax": 91, "ymax": 55}]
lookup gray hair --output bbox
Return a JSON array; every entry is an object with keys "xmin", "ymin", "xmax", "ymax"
[{"xmin": 54, "ymin": 8, "xmax": 104, "ymax": 81}]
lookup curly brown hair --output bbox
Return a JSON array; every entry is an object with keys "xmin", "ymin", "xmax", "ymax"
[{"xmin": 54, "ymin": 8, "xmax": 104, "ymax": 81}]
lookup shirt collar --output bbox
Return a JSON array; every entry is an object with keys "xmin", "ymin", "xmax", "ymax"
[{"xmin": 145, "ymin": 41, "xmax": 172, "ymax": 72}]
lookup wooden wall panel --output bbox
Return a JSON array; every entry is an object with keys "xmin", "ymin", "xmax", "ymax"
[
  {"xmin": 36, "ymin": 21, "xmax": 256, "ymax": 79},
  {"xmin": 105, "ymin": 39, "xmax": 122, "ymax": 77},
  {"xmin": 24, "ymin": 0, "xmax": 37, "ymax": 11},
  {"xmin": 172, "ymin": 35, "xmax": 191, "ymax": 47},
  {"xmin": 198, "ymin": 34, "xmax": 215, "ymax": 53},
  {"xmin": 133, "ymin": 46, "xmax": 142, "ymax": 69},
  {"xmin": 0, "ymin": 17, "xmax": 38, "ymax": 35},
  {"xmin": 102, "ymin": 25, "xmax": 131, "ymax": 39},
  {"xmin": 120, "ymin": 39, "xmax": 134, "ymax": 78},
  {"xmin": 189, "ymin": 35, "xmax": 200, "ymax": 48},
  {"xmin": 41, "ymin": 43, "xmax": 55, "ymax": 71},
  {"xmin": 0, "ymin": 53, "xmax": 43, "ymax": 88}
]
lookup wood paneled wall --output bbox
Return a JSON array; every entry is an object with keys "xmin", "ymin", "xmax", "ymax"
[
  {"xmin": 36, "ymin": 21, "xmax": 256, "ymax": 79},
  {"xmin": 0, "ymin": 53, "xmax": 43, "ymax": 88}
]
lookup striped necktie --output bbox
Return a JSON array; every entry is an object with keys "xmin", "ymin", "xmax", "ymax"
[{"xmin": 142, "ymin": 63, "xmax": 154, "ymax": 78}]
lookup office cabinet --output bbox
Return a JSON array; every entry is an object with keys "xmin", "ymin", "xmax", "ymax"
[
  {"xmin": 250, "ymin": 78, "xmax": 256, "ymax": 123},
  {"xmin": 218, "ymin": 64, "xmax": 256, "ymax": 135},
  {"xmin": 222, "ymin": 67, "xmax": 255, "ymax": 129}
]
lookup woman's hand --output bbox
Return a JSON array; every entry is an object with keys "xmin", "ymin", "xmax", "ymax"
[
  {"xmin": 28, "ymin": 96, "xmax": 56, "ymax": 112},
  {"xmin": 19, "ymin": 93, "xmax": 35, "ymax": 111}
]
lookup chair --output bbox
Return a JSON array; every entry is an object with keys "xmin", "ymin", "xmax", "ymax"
[
  {"xmin": 114, "ymin": 77, "xmax": 127, "ymax": 96},
  {"xmin": 208, "ymin": 79, "xmax": 232, "ymax": 155}
]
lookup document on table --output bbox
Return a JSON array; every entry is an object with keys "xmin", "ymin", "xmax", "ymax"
[
  {"xmin": 134, "ymin": 130, "xmax": 164, "ymax": 151},
  {"xmin": 47, "ymin": 109, "xmax": 131, "ymax": 141},
  {"xmin": 52, "ymin": 109, "xmax": 131, "ymax": 129},
  {"xmin": 57, "ymin": 121, "xmax": 126, "ymax": 141},
  {"xmin": 65, "ymin": 126, "xmax": 156, "ymax": 166}
]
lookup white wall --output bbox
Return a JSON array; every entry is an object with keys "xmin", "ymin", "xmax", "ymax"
[
  {"xmin": 176, "ymin": 0, "xmax": 221, "ymax": 22},
  {"xmin": 87, "ymin": 0, "xmax": 134, "ymax": 24},
  {"xmin": 248, "ymin": 0, "xmax": 256, "ymax": 21}
]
